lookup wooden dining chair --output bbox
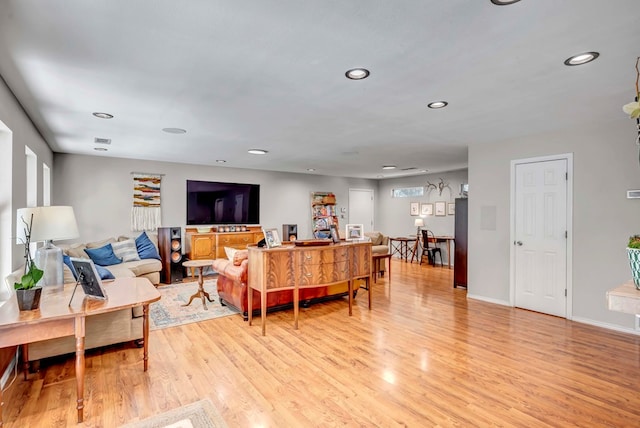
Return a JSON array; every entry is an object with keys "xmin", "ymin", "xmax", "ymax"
[{"xmin": 420, "ymin": 229, "xmax": 442, "ymax": 266}]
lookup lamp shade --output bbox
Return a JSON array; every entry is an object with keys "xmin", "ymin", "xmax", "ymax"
[
  {"xmin": 414, "ymin": 218, "xmax": 424, "ymax": 227},
  {"xmin": 16, "ymin": 206, "xmax": 79, "ymax": 243}
]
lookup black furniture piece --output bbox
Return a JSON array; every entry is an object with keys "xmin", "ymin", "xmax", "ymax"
[
  {"xmin": 454, "ymin": 198, "xmax": 468, "ymax": 288},
  {"xmin": 420, "ymin": 229, "xmax": 442, "ymax": 266},
  {"xmin": 158, "ymin": 227, "xmax": 184, "ymax": 284}
]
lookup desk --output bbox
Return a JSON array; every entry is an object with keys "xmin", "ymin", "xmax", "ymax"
[
  {"xmin": 389, "ymin": 237, "xmax": 417, "ymax": 261},
  {"xmin": 182, "ymin": 259, "xmax": 215, "ymax": 309},
  {"xmin": 0, "ymin": 277, "xmax": 160, "ymax": 426},
  {"xmin": 434, "ymin": 236, "xmax": 455, "ymax": 269}
]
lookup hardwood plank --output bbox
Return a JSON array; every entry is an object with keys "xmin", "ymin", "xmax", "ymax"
[{"xmin": 1, "ymin": 261, "xmax": 639, "ymax": 427}]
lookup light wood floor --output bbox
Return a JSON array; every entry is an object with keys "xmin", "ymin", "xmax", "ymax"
[{"xmin": 2, "ymin": 260, "xmax": 640, "ymax": 427}]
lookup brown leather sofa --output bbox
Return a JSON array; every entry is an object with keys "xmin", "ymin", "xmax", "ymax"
[{"xmin": 212, "ymin": 249, "xmax": 360, "ymax": 319}]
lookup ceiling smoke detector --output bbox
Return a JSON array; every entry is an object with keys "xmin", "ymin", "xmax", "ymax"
[{"xmin": 94, "ymin": 137, "xmax": 111, "ymax": 145}]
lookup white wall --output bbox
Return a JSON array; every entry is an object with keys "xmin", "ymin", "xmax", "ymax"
[
  {"xmin": 52, "ymin": 154, "xmax": 377, "ymax": 243},
  {"xmin": 376, "ymin": 170, "xmax": 468, "ymax": 264},
  {"xmin": 0, "ymin": 79, "xmax": 53, "ymax": 277},
  {"xmin": 468, "ymin": 118, "xmax": 640, "ymax": 331}
]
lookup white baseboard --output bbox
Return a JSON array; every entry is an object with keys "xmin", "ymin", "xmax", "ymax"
[
  {"xmin": 466, "ymin": 293, "xmax": 510, "ymax": 307},
  {"xmin": 571, "ymin": 316, "xmax": 640, "ymax": 336}
]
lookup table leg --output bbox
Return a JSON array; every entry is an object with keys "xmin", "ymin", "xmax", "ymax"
[
  {"xmin": 348, "ymin": 280, "xmax": 353, "ymax": 316},
  {"xmin": 248, "ymin": 286, "xmax": 253, "ymax": 325},
  {"xmin": 21, "ymin": 344, "xmax": 28, "ymax": 380},
  {"xmin": 447, "ymin": 239, "xmax": 452, "ymax": 269},
  {"xmin": 387, "ymin": 256, "xmax": 392, "ymax": 284},
  {"xmin": 143, "ymin": 304, "xmax": 150, "ymax": 372},
  {"xmin": 75, "ymin": 316, "xmax": 86, "ymax": 423},
  {"xmin": 260, "ymin": 284, "xmax": 267, "ymax": 336},
  {"xmin": 367, "ymin": 277, "xmax": 372, "ymax": 309},
  {"xmin": 294, "ymin": 286, "xmax": 299, "ymax": 330}
]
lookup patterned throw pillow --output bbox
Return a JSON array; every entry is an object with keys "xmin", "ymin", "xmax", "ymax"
[{"xmin": 111, "ymin": 239, "xmax": 141, "ymax": 262}]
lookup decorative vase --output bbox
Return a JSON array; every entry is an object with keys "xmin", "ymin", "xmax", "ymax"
[
  {"xmin": 16, "ymin": 287, "xmax": 43, "ymax": 311},
  {"xmin": 627, "ymin": 248, "xmax": 640, "ymax": 290}
]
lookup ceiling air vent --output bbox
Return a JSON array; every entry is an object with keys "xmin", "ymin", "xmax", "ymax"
[
  {"xmin": 94, "ymin": 137, "xmax": 111, "ymax": 145},
  {"xmin": 401, "ymin": 167, "xmax": 417, "ymax": 171}
]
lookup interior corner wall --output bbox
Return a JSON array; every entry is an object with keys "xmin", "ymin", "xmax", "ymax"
[
  {"xmin": 52, "ymin": 153, "xmax": 377, "ymax": 243},
  {"xmin": 468, "ymin": 118, "xmax": 640, "ymax": 331}
]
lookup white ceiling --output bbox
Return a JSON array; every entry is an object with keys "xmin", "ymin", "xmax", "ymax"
[{"xmin": 0, "ymin": 0, "xmax": 638, "ymax": 179}]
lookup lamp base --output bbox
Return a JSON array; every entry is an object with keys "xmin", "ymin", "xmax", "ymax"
[{"xmin": 35, "ymin": 240, "xmax": 64, "ymax": 288}]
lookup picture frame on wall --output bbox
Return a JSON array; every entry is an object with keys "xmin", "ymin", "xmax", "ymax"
[
  {"xmin": 421, "ymin": 203, "xmax": 433, "ymax": 216},
  {"xmin": 345, "ymin": 223, "xmax": 364, "ymax": 241},
  {"xmin": 410, "ymin": 202, "xmax": 419, "ymax": 216},
  {"xmin": 447, "ymin": 203, "xmax": 456, "ymax": 215},
  {"xmin": 435, "ymin": 201, "xmax": 446, "ymax": 216},
  {"xmin": 262, "ymin": 228, "xmax": 282, "ymax": 248}
]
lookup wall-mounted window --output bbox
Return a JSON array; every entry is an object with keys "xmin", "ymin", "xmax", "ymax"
[
  {"xmin": 43, "ymin": 163, "xmax": 51, "ymax": 206},
  {"xmin": 25, "ymin": 146, "xmax": 37, "ymax": 207},
  {"xmin": 391, "ymin": 187, "xmax": 424, "ymax": 198}
]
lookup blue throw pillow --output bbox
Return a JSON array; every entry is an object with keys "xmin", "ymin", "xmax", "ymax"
[
  {"xmin": 95, "ymin": 265, "xmax": 115, "ymax": 280},
  {"xmin": 84, "ymin": 243, "xmax": 122, "ymax": 266},
  {"xmin": 63, "ymin": 254, "xmax": 78, "ymax": 278},
  {"xmin": 63, "ymin": 254, "xmax": 114, "ymax": 280},
  {"xmin": 135, "ymin": 231, "xmax": 161, "ymax": 260}
]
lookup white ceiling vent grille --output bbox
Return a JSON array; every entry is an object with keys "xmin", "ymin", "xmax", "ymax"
[{"xmin": 94, "ymin": 137, "xmax": 111, "ymax": 145}]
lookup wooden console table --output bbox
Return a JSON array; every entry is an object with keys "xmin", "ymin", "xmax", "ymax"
[
  {"xmin": 247, "ymin": 241, "xmax": 372, "ymax": 335},
  {"xmin": 0, "ymin": 277, "xmax": 160, "ymax": 426}
]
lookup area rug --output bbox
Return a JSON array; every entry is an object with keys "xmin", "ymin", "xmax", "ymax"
[
  {"xmin": 121, "ymin": 399, "xmax": 228, "ymax": 428},
  {"xmin": 150, "ymin": 278, "xmax": 238, "ymax": 330}
]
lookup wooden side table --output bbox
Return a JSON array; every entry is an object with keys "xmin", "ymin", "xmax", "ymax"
[
  {"xmin": 182, "ymin": 259, "xmax": 215, "ymax": 309},
  {"xmin": 389, "ymin": 237, "xmax": 416, "ymax": 261}
]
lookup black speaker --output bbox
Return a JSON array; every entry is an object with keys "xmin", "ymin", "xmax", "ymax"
[
  {"xmin": 158, "ymin": 227, "xmax": 183, "ymax": 284},
  {"xmin": 282, "ymin": 224, "xmax": 297, "ymax": 241}
]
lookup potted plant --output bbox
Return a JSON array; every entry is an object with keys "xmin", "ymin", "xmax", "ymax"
[
  {"xmin": 14, "ymin": 214, "xmax": 44, "ymax": 310},
  {"xmin": 627, "ymin": 235, "xmax": 640, "ymax": 290}
]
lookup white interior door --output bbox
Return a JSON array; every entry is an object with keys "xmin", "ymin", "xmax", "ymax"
[
  {"xmin": 514, "ymin": 158, "xmax": 568, "ymax": 317},
  {"xmin": 348, "ymin": 189, "xmax": 374, "ymax": 233}
]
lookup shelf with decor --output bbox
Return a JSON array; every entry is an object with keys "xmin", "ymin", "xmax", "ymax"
[{"xmin": 311, "ymin": 192, "xmax": 338, "ymax": 239}]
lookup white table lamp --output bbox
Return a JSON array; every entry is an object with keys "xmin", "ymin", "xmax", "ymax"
[
  {"xmin": 414, "ymin": 217, "xmax": 424, "ymax": 236},
  {"xmin": 16, "ymin": 206, "xmax": 79, "ymax": 287}
]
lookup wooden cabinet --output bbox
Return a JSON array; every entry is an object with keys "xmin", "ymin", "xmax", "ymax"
[
  {"xmin": 248, "ymin": 241, "xmax": 372, "ymax": 335},
  {"xmin": 454, "ymin": 198, "xmax": 468, "ymax": 288},
  {"xmin": 185, "ymin": 227, "xmax": 263, "ymax": 261},
  {"xmin": 311, "ymin": 192, "xmax": 339, "ymax": 239}
]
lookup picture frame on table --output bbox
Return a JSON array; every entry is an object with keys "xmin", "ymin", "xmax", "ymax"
[
  {"xmin": 447, "ymin": 203, "xmax": 456, "ymax": 215},
  {"xmin": 421, "ymin": 203, "xmax": 433, "ymax": 216},
  {"xmin": 345, "ymin": 224, "xmax": 364, "ymax": 241},
  {"xmin": 69, "ymin": 258, "xmax": 108, "ymax": 300},
  {"xmin": 435, "ymin": 201, "xmax": 446, "ymax": 216},
  {"xmin": 410, "ymin": 202, "xmax": 419, "ymax": 216},
  {"xmin": 262, "ymin": 228, "xmax": 282, "ymax": 248}
]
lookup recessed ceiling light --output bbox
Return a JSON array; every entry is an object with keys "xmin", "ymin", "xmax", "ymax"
[
  {"xmin": 382, "ymin": 165, "xmax": 397, "ymax": 170},
  {"xmin": 428, "ymin": 101, "xmax": 448, "ymax": 109},
  {"xmin": 248, "ymin": 149, "xmax": 268, "ymax": 155},
  {"xmin": 307, "ymin": 168, "xmax": 316, "ymax": 172},
  {"xmin": 162, "ymin": 127, "xmax": 187, "ymax": 134},
  {"xmin": 94, "ymin": 147, "xmax": 108, "ymax": 151},
  {"xmin": 490, "ymin": 0, "xmax": 521, "ymax": 5},
  {"xmin": 92, "ymin": 112, "xmax": 113, "ymax": 119},
  {"xmin": 564, "ymin": 52, "xmax": 599, "ymax": 66},
  {"xmin": 345, "ymin": 68, "xmax": 370, "ymax": 80},
  {"xmin": 216, "ymin": 160, "xmax": 226, "ymax": 163}
]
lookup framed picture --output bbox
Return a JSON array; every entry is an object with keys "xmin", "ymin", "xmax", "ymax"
[
  {"xmin": 262, "ymin": 228, "xmax": 282, "ymax": 248},
  {"xmin": 329, "ymin": 224, "xmax": 341, "ymax": 243},
  {"xmin": 69, "ymin": 258, "xmax": 108, "ymax": 300},
  {"xmin": 345, "ymin": 224, "xmax": 364, "ymax": 241},
  {"xmin": 410, "ymin": 202, "xmax": 419, "ymax": 216},
  {"xmin": 421, "ymin": 203, "xmax": 433, "ymax": 216},
  {"xmin": 447, "ymin": 203, "xmax": 456, "ymax": 215},
  {"xmin": 435, "ymin": 201, "xmax": 446, "ymax": 216}
]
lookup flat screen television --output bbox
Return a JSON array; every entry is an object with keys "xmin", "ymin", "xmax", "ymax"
[{"xmin": 186, "ymin": 180, "xmax": 260, "ymax": 225}]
